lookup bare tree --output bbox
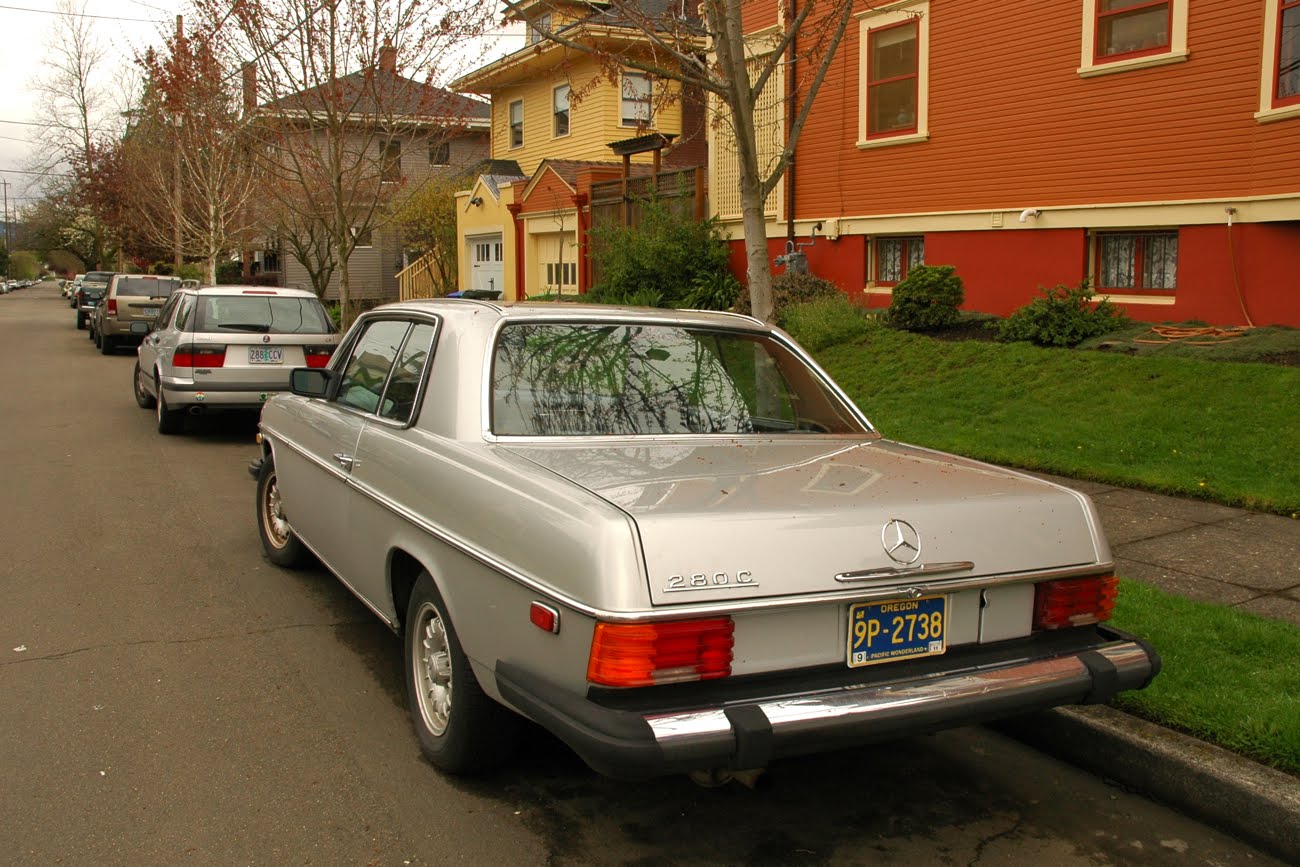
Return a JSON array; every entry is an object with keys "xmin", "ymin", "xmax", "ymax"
[
  {"xmin": 129, "ymin": 30, "xmax": 262, "ymax": 285},
  {"xmin": 28, "ymin": 0, "xmax": 119, "ymax": 267},
  {"xmin": 195, "ymin": 0, "xmax": 495, "ymax": 324},
  {"xmin": 505, "ymin": 0, "xmax": 864, "ymax": 323}
]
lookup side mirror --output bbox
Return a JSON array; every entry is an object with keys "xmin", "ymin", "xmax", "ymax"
[
  {"xmin": 290, "ymin": 367, "xmax": 337, "ymax": 399},
  {"xmin": 129, "ymin": 321, "xmax": 152, "ymax": 335}
]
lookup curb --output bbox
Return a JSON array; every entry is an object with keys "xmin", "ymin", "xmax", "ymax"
[{"xmin": 995, "ymin": 705, "xmax": 1300, "ymax": 863}]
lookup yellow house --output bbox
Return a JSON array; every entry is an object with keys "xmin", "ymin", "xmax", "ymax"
[{"xmin": 451, "ymin": 0, "xmax": 707, "ymax": 299}]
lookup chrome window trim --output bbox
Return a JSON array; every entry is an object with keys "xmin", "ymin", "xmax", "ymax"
[
  {"xmin": 338, "ymin": 463, "xmax": 1111, "ymax": 623},
  {"xmin": 323, "ymin": 311, "xmax": 443, "ymax": 430},
  {"xmin": 478, "ymin": 316, "xmax": 876, "ymax": 442}
]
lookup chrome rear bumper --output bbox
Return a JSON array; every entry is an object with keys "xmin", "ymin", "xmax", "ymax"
[{"xmin": 496, "ymin": 631, "xmax": 1159, "ymax": 779}]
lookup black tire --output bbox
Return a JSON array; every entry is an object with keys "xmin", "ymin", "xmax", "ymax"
[
  {"xmin": 88, "ymin": 323, "xmax": 96, "ymax": 341},
  {"xmin": 255, "ymin": 457, "xmax": 310, "ymax": 568},
  {"xmin": 99, "ymin": 332, "xmax": 114, "ymax": 354},
  {"xmin": 76, "ymin": 311, "xmax": 86, "ymax": 329},
  {"xmin": 156, "ymin": 381, "xmax": 184, "ymax": 435},
  {"xmin": 404, "ymin": 572, "xmax": 517, "ymax": 774},
  {"xmin": 133, "ymin": 361, "xmax": 156, "ymax": 409}
]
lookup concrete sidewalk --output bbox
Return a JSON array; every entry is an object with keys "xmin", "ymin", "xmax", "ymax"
[
  {"xmin": 1068, "ymin": 475, "xmax": 1300, "ymax": 626},
  {"xmin": 1008, "ymin": 473, "xmax": 1300, "ymax": 861}
]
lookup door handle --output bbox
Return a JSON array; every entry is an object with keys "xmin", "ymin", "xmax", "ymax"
[{"xmin": 333, "ymin": 453, "xmax": 355, "ymax": 471}]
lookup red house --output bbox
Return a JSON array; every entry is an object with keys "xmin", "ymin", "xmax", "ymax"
[{"xmin": 718, "ymin": 0, "xmax": 1300, "ymax": 326}]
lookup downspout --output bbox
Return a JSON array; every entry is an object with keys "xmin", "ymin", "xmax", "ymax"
[
  {"xmin": 507, "ymin": 202, "xmax": 525, "ymax": 300},
  {"xmin": 785, "ymin": 0, "xmax": 798, "ymax": 253}
]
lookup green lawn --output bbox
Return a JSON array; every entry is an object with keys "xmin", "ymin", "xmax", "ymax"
[
  {"xmin": 1112, "ymin": 580, "xmax": 1300, "ymax": 774},
  {"xmin": 813, "ymin": 327, "xmax": 1300, "ymax": 515}
]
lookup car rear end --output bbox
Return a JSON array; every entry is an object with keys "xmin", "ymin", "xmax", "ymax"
[
  {"xmin": 159, "ymin": 287, "xmax": 338, "ymax": 413},
  {"xmin": 75, "ymin": 271, "xmax": 113, "ymax": 326},
  {"xmin": 102, "ymin": 275, "xmax": 182, "ymax": 347}
]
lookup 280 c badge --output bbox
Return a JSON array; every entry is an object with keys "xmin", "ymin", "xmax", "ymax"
[{"xmin": 664, "ymin": 570, "xmax": 757, "ymax": 593}]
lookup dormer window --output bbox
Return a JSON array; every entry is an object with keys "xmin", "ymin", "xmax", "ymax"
[{"xmin": 527, "ymin": 13, "xmax": 552, "ymax": 45}]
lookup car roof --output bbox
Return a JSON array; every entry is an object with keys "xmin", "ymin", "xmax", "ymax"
[
  {"xmin": 372, "ymin": 298, "xmax": 767, "ymax": 329},
  {"xmin": 189, "ymin": 285, "xmax": 320, "ymax": 299}
]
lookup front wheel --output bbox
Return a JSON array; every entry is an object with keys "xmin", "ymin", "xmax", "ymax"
[
  {"xmin": 76, "ymin": 311, "xmax": 86, "ymax": 329},
  {"xmin": 133, "ymin": 362, "xmax": 156, "ymax": 409},
  {"xmin": 255, "ymin": 456, "xmax": 309, "ymax": 568},
  {"xmin": 404, "ymin": 572, "xmax": 517, "ymax": 774}
]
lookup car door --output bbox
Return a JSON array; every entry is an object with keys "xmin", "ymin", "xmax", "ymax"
[
  {"xmin": 272, "ymin": 317, "xmax": 412, "ymax": 588},
  {"xmin": 344, "ymin": 319, "xmax": 440, "ymax": 607},
  {"xmin": 138, "ymin": 292, "xmax": 184, "ymax": 380}
]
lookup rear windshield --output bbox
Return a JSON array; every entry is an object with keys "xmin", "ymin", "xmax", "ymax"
[
  {"xmin": 194, "ymin": 295, "xmax": 335, "ymax": 335},
  {"xmin": 114, "ymin": 276, "xmax": 182, "ymax": 298},
  {"xmin": 84, "ymin": 271, "xmax": 115, "ymax": 285}
]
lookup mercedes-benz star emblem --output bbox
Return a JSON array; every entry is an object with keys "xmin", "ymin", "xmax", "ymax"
[{"xmin": 881, "ymin": 519, "xmax": 922, "ymax": 565}]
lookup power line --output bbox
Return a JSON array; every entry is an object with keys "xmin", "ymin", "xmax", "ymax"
[{"xmin": 0, "ymin": 3, "xmax": 164, "ymax": 23}]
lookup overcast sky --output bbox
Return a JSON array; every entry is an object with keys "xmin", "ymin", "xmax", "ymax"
[{"xmin": 1, "ymin": 0, "xmax": 521, "ymax": 212}]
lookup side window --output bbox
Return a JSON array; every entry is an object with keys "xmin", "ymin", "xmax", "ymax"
[
  {"xmin": 156, "ymin": 293, "xmax": 181, "ymax": 328},
  {"xmin": 378, "ymin": 323, "xmax": 437, "ymax": 423},
  {"xmin": 336, "ymin": 320, "xmax": 411, "ymax": 414},
  {"xmin": 174, "ymin": 295, "xmax": 195, "ymax": 331}
]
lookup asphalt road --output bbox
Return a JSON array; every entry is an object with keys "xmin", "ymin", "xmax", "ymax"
[{"xmin": 0, "ymin": 281, "xmax": 1280, "ymax": 866}]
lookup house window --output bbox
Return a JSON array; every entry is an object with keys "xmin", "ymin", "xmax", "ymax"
[
  {"xmin": 382, "ymin": 140, "xmax": 401, "ymax": 182},
  {"xmin": 874, "ymin": 236, "xmax": 924, "ymax": 284},
  {"xmin": 1079, "ymin": 0, "xmax": 1187, "ymax": 76},
  {"xmin": 527, "ymin": 13, "xmax": 551, "ymax": 45},
  {"xmin": 354, "ymin": 227, "xmax": 374, "ymax": 248},
  {"xmin": 857, "ymin": 1, "xmax": 929, "ymax": 149},
  {"xmin": 553, "ymin": 84, "xmax": 570, "ymax": 137},
  {"xmin": 621, "ymin": 72, "xmax": 652, "ymax": 127},
  {"xmin": 546, "ymin": 262, "xmax": 577, "ymax": 287},
  {"xmin": 867, "ymin": 20, "xmax": 918, "ymax": 137},
  {"xmin": 429, "ymin": 141, "xmax": 450, "ymax": 165},
  {"xmin": 1277, "ymin": 0, "xmax": 1300, "ymax": 106},
  {"xmin": 1095, "ymin": 0, "xmax": 1171, "ymax": 62},
  {"xmin": 1096, "ymin": 232, "xmax": 1178, "ymax": 291},
  {"xmin": 509, "ymin": 99, "xmax": 524, "ymax": 148}
]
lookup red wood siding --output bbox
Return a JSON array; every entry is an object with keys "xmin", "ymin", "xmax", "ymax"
[{"xmin": 793, "ymin": 1, "xmax": 1299, "ymax": 216}]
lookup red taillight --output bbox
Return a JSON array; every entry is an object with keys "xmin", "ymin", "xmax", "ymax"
[
  {"xmin": 107, "ymin": 298, "xmax": 117, "ymax": 314},
  {"xmin": 1033, "ymin": 575, "xmax": 1119, "ymax": 630},
  {"xmin": 587, "ymin": 618, "xmax": 734, "ymax": 687},
  {"xmin": 172, "ymin": 345, "xmax": 227, "ymax": 368},
  {"xmin": 304, "ymin": 345, "xmax": 334, "ymax": 368}
]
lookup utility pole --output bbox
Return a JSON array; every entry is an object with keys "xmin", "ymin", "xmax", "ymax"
[
  {"xmin": 0, "ymin": 176, "xmax": 10, "ymax": 281},
  {"xmin": 173, "ymin": 14, "xmax": 184, "ymax": 274}
]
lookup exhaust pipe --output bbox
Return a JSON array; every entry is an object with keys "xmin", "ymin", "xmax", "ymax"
[{"xmin": 688, "ymin": 768, "xmax": 767, "ymax": 789}]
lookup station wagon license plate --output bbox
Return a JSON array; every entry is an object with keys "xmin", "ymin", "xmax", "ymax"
[
  {"xmin": 139, "ymin": 307, "xmax": 160, "ymax": 317},
  {"xmin": 248, "ymin": 346, "xmax": 283, "ymax": 364},
  {"xmin": 847, "ymin": 596, "xmax": 947, "ymax": 667}
]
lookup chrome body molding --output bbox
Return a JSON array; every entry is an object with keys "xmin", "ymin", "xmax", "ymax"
[
  {"xmin": 835, "ymin": 561, "xmax": 976, "ymax": 583},
  {"xmin": 644, "ymin": 640, "xmax": 1153, "ymax": 748}
]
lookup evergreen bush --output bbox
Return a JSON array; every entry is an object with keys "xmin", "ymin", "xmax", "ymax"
[
  {"xmin": 782, "ymin": 294, "xmax": 874, "ymax": 351},
  {"xmin": 997, "ymin": 281, "xmax": 1128, "ymax": 347},
  {"xmin": 734, "ymin": 270, "xmax": 840, "ymax": 324},
  {"xmin": 887, "ymin": 264, "xmax": 964, "ymax": 331}
]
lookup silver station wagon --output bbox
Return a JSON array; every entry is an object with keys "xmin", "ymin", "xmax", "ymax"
[{"xmin": 252, "ymin": 300, "xmax": 1159, "ymax": 780}]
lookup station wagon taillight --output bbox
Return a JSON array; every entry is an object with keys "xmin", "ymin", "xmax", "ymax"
[
  {"xmin": 1033, "ymin": 575, "xmax": 1119, "ymax": 630},
  {"xmin": 173, "ymin": 344, "xmax": 226, "ymax": 368},
  {"xmin": 587, "ymin": 617, "xmax": 734, "ymax": 687},
  {"xmin": 304, "ymin": 346, "xmax": 334, "ymax": 368}
]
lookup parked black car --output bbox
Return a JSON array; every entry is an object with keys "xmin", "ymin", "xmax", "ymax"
[{"xmin": 74, "ymin": 271, "xmax": 116, "ymax": 330}]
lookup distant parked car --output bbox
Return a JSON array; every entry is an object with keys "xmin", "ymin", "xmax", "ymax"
[
  {"xmin": 250, "ymin": 300, "xmax": 1160, "ymax": 780},
  {"xmin": 92, "ymin": 274, "xmax": 183, "ymax": 354},
  {"xmin": 132, "ymin": 285, "xmax": 339, "ymax": 435},
  {"xmin": 73, "ymin": 271, "xmax": 114, "ymax": 329}
]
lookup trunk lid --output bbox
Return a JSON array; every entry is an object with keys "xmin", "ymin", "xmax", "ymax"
[{"xmin": 507, "ymin": 439, "xmax": 1106, "ymax": 606}]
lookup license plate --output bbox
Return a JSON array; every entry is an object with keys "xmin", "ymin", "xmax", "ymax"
[
  {"xmin": 139, "ymin": 308, "xmax": 160, "ymax": 317},
  {"xmin": 847, "ymin": 596, "xmax": 947, "ymax": 667},
  {"xmin": 248, "ymin": 346, "xmax": 283, "ymax": 364}
]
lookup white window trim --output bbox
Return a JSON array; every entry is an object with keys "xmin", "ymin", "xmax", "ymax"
[
  {"xmin": 620, "ymin": 71, "xmax": 653, "ymax": 127},
  {"xmin": 508, "ymin": 99, "xmax": 524, "ymax": 149},
  {"xmin": 1258, "ymin": 0, "xmax": 1300, "ymax": 121},
  {"xmin": 1078, "ymin": 0, "xmax": 1189, "ymax": 78},
  {"xmin": 553, "ymin": 83, "xmax": 571, "ymax": 139},
  {"xmin": 856, "ymin": 1, "xmax": 930, "ymax": 150}
]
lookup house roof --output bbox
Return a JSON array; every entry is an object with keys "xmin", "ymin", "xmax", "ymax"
[
  {"xmin": 522, "ymin": 158, "xmax": 652, "ymax": 200},
  {"xmin": 264, "ymin": 67, "xmax": 490, "ymax": 126}
]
